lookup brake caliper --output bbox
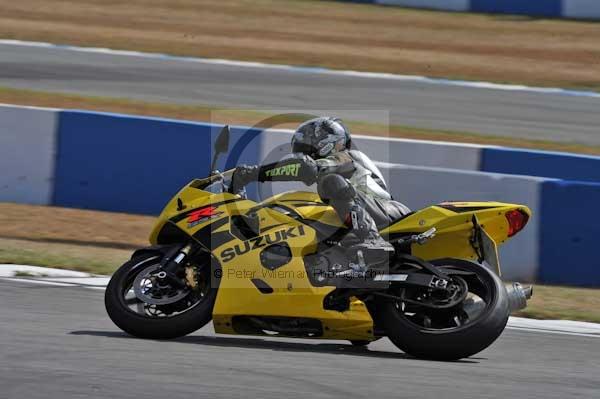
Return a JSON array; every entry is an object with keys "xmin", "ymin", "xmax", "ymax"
[{"xmin": 185, "ymin": 266, "xmax": 198, "ymax": 289}]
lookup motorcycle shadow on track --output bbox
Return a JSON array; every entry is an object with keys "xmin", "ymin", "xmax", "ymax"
[{"xmin": 69, "ymin": 330, "xmax": 480, "ymax": 363}]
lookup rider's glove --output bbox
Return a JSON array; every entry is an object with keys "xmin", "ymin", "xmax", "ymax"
[
  {"xmin": 230, "ymin": 164, "xmax": 259, "ymax": 194},
  {"xmin": 258, "ymin": 154, "xmax": 319, "ymax": 185}
]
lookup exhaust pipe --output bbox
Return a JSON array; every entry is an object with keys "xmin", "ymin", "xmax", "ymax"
[{"xmin": 505, "ymin": 282, "xmax": 533, "ymax": 312}]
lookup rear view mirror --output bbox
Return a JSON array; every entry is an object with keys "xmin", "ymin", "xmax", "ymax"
[
  {"xmin": 215, "ymin": 125, "xmax": 230, "ymax": 155},
  {"xmin": 211, "ymin": 125, "xmax": 231, "ymax": 173}
]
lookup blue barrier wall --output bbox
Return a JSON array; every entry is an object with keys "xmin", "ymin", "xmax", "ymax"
[
  {"xmin": 539, "ymin": 180, "xmax": 600, "ymax": 286},
  {"xmin": 347, "ymin": 0, "xmax": 600, "ymax": 19},
  {"xmin": 471, "ymin": 0, "xmax": 562, "ymax": 17},
  {"xmin": 481, "ymin": 148, "xmax": 600, "ymax": 183},
  {"xmin": 5, "ymin": 104, "xmax": 600, "ymax": 286},
  {"xmin": 53, "ymin": 111, "xmax": 261, "ymax": 214}
]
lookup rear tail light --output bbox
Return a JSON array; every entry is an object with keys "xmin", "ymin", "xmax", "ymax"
[{"xmin": 505, "ymin": 209, "xmax": 529, "ymax": 237}]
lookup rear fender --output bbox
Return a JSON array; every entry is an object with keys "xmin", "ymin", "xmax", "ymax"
[{"xmin": 383, "ymin": 202, "xmax": 531, "ymax": 275}]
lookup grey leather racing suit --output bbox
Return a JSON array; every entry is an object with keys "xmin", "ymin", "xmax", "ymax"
[
  {"xmin": 311, "ymin": 149, "xmax": 411, "ymax": 230},
  {"xmin": 232, "ymin": 149, "xmax": 410, "ymax": 242}
]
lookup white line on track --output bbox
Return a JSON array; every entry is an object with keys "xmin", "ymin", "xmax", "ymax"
[
  {"xmin": 505, "ymin": 326, "xmax": 600, "ymax": 339},
  {"xmin": 0, "ymin": 264, "xmax": 98, "ymax": 278},
  {"xmin": 1, "ymin": 39, "xmax": 599, "ymax": 99},
  {"xmin": 1, "ymin": 277, "xmax": 75, "ymax": 287}
]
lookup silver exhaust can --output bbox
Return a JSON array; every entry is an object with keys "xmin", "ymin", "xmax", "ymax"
[{"xmin": 505, "ymin": 282, "xmax": 533, "ymax": 312}]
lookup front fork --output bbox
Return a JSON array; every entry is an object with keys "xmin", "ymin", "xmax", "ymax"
[{"xmin": 158, "ymin": 243, "xmax": 196, "ymax": 288}]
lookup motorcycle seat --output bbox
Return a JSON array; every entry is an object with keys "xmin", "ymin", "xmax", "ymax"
[{"xmin": 360, "ymin": 195, "xmax": 411, "ymax": 230}]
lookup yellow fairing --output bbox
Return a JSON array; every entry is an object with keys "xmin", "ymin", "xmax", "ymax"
[
  {"xmin": 261, "ymin": 191, "xmax": 346, "ymax": 227},
  {"xmin": 259, "ymin": 195, "xmax": 530, "ymax": 275},
  {"xmin": 148, "ymin": 182, "xmax": 528, "ymax": 341},
  {"xmin": 212, "ymin": 203, "xmax": 372, "ymax": 340},
  {"xmin": 150, "ymin": 186, "xmax": 374, "ymax": 341},
  {"xmin": 149, "ymin": 180, "xmax": 254, "ymax": 244},
  {"xmin": 381, "ymin": 201, "xmax": 532, "ymax": 275}
]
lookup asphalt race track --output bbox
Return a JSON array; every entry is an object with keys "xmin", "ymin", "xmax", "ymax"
[
  {"xmin": 1, "ymin": 42, "xmax": 600, "ymax": 145},
  {"xmin": 1, "ymin": 279, "xmax": 599, "ymax": 399},
  {"xmin": 2, "ymin": 41, "xmax": 600, "ymax": 398}
]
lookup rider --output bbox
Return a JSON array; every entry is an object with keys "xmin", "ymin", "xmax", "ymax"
[{"xmin": 231, "ymin": 117, "xmax": 410, "ymax": 271}]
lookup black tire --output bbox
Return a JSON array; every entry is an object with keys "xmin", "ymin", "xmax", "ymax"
[
  {"xmin": 105, "ymin": 252, "xmax": 218, "ymax": 339},
  {"xmin": 376, "ymin": 259, "xmax": 509, "ymax": 361},
  {"xmin": 349, "ymin": 340, "xmax": 371, "ymax": 347},
  {"xmin": 349, "ymin": 336, "xmax": 381, "ymax": 346}
]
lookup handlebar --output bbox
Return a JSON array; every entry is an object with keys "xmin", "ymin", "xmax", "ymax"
[
  {"xmin": 189, "ymin": 167, "xmax": 237, "ymax": 190},
  {"xmin": 219, "ymin": 168, "xmax": 237, "ymax": 180}
]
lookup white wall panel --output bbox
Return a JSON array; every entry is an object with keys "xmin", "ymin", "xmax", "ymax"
[
  {"xmin": 375, "ymin": 0, "xmax": 470, "ymax": 11},
  {"xmin": 261, "ymin": 129, "xmax": 484, "ymax": 171},
  {"xmin": 379, "ymin": 163, "xmax": 544, "ymax": 281},
  {"xmin": 562, "ymin": 0, "xmax": 600, "ymax": 19},
  {"xmin": 352, "ymin": 135, "xmax": 483, "ymax": 170},
  {"xmin": 0, "ymin": 104, "xmax": 58, "ymax": 205}
]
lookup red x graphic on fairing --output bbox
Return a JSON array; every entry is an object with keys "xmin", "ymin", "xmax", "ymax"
[{"xmin": 187, "ymin": 206, "xmax": 219, "ymax": 223}]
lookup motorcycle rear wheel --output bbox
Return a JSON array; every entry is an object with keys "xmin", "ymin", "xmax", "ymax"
[
  {"xmin": 376, "ymin": 258, "xmax": 509, "ymax": 360},
  {"xmin": 105, "ymin": 252, "xmax": 218, "ymax": 339}
]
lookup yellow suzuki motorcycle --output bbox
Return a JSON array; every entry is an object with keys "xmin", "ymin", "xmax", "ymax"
[{"xmin": 105, "ymin": 126, "xmax": 533, "ymax": 360}]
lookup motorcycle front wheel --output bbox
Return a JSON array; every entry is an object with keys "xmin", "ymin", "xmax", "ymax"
[
  {"xmin": 105, "ymin": 251, "xmax": 218, "ymax": 339},
  {"xmin": 376, "ymin": 258, "xmax": 510, "ymax": 360}
]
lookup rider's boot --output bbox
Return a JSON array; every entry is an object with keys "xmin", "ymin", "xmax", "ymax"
[{"xmin": 338, "ymin": 204, "xmax": 394, "ymax": 276}]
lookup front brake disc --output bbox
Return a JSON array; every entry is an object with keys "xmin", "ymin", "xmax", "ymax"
[{"xmin": 133, "ymin": 264, "xmax": 189, "ymax": 305}]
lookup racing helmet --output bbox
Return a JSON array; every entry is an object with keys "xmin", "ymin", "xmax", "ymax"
[{"xmin": 291, "ymin": 117, "xmax": 351, "ymax": 159}]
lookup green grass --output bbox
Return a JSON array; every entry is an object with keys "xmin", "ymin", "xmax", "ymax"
[
  {"xmin": 0, "ymin": 238, "xmax": 130, "ymax": 276},
  {"xmin": 513, "ymin": 284, "xmax": 600, "ymax": 324}
]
